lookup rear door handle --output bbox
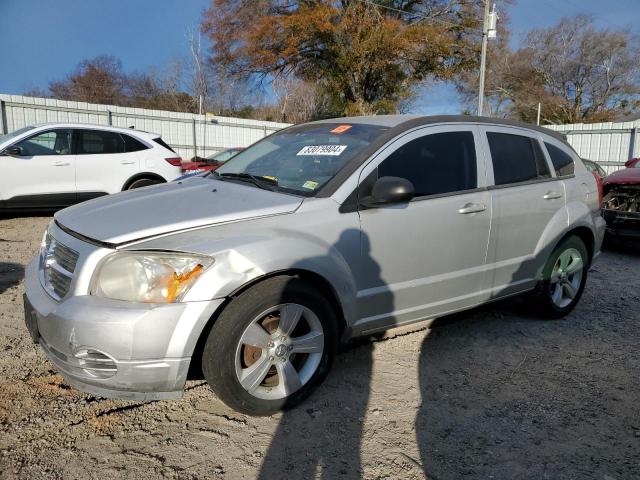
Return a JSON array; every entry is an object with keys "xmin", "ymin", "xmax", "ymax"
[
  {"xmin": 53, "ymin": 161, "xmax": 70, "ymax": 166},
  {"xmin": 120, "ymin": 161, "xmax": 135, "ymax": 165},
  {"xmin": 458, "ymin": 203, "xmax": 487, "ymax": 214},
  {"xmin": 543, "ymin": 191, "xmax": 562, "ymax": 200}
]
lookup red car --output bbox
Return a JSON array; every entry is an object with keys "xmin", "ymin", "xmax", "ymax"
[
  {"xmin": 181, "ymin": 147, "xmax": 244, "ymax": 173},
  {"xmin": 602, "ymin": 158, "xmax": 640, "ymax": 238}
]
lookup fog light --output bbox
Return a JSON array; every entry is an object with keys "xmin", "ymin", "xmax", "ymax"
[{"xmin": 73, "ymin": 348, "xmax": 117, "ymax": 379}]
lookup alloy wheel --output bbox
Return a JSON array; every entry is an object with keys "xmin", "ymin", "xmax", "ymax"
[
  {"xmin": 234, "ymin": 303, "xmax": 324, "ymax": 400},
  {"xmin": 549, "ymin": 247, "xmax": 584, "ymax": 308}
]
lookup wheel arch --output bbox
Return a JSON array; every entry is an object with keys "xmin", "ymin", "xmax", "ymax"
[
  {"xmin": 187, "ymin": 269, "xmax": 348, "ymax": 380},
  {"xmin": 556, "ymin": 226, "xmax": 595, "ymax": 265},
  {"xmin": 122, "ymin": 172, "xmax": 167, "ymax": 191}
]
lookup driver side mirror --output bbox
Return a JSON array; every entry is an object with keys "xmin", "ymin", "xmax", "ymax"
[
  {"xmin": 360, "ymin": 176, "xmax": 415, "ymax": 208},
  {"xmin": 2, "ymin": 145, "xmax": 23, "ymax": 157}
]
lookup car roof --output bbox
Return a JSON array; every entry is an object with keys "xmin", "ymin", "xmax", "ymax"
[
  {"xmin": 28, "ymin": 122, "xmax": 159, "ymax": 138},
  {"xmin": 308, "ymin": 115, "xmax": 574, "ymax": 198},
  {"xmin": 310, "ymin": 114, "xmax": 569, "ymax": 144}
]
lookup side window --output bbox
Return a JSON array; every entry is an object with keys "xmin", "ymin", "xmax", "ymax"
[
  {"xmin": 545, "ymin": 142, "xmax": 575, "ymax": 176},
  {"xmin": 78, "ymin": 130, "xmax": 125, "ymax": 155},
  {"xmin": 487, "ymin": 132, "xmax": 550, "ymax": 185},
  {"xmin": 15, "ymin": 130, "xmax": 72, "ymax": 156},
  {"xmin": 376, "ymin": 131, "xmax": 477, "ymax": 197},
  {"xmin": 122, "ymin": 134, "xmax": 149, "ymax": 152}
]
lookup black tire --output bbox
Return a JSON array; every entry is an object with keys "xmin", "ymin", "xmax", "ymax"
[
  {"xmin": 126, "ymin": 178, "xmax": 163, "ymax": 190},
  {"xmin": 201, "ymin": 276, "xmax": 338, "ymax": 416},
  {"xmin": 532, "ymin": 235, "xmax": 589, "ymax": 319}
]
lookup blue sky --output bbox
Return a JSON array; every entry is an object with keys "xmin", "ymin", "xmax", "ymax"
[{"xmin": 1, "ymin": 0, "xmax": 638, "ymax": 114}]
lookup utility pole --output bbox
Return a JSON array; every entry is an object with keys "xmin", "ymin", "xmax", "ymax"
[{"xmin": 478, "ymin": 2, "xmax": 497, "ymax": 116}]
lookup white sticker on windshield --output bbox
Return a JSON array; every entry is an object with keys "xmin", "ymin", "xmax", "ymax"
[{"xmin": 297, "ymin": 145, "xmax": 347, "ymax": 156}]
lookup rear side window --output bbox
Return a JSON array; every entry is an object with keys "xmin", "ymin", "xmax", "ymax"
[
  {"xmin": 377, "ymin": 131, "xmax": 477, "ymax": 197},
  {"xmin": 487, "ymin": 132, "xmax": 550, "ymax": 185},
  {"xmin": 78, "ymin": 130, "xmax": 125, "ymax": 154},
  {"xmin": 122, "ymin": 134, "xmax": 148, "ymax": 152},
  {"xmin": 153, "ymin": 137, "xmax": 176, "ymax": 153},
  {"xmin": 545, "ymin": 142, "xmax": 575, "ymax": 176}
]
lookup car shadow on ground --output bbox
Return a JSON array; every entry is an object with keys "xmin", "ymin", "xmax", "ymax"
[
  {"xmin": 602, "ymin": 235, "xmax": 640, "ymax": 257},
  {"xmin": 258, "ymin": 230, "xmax": 386, "ymax": 478},
  {"xmin": 0, "ymin": 210, "xmax": 58, "ymax": 220},
  {"xmin": 257, "ymin": 236, "xmax": 637, "ymax": 478},
  {"xmin": 0, "ymin": 262, "xmax": 25, "ymax": 294}
]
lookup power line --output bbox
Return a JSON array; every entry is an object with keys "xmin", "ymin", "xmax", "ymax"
[{"xmin": 352, "ymin": 0, "xmax": 483, "ymax": 34}]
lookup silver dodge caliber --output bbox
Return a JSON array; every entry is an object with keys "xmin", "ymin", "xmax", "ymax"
[{"xmin": 23, "ymin": 116, "xmax": 605, "ymax": 415}]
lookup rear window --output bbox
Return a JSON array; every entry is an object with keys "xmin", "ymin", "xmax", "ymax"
[
  {"xmin": 153, "ymin": 137, "xmax": 176, "ymax": 153},
  {"xmin": 122, "ymin": 134, "xmax": 149, "ymax": 152},
  {"xmin": 488, "ymin": 132, "xmax": 551, "ymax": 185},
  {"xmin": 545, "ymin": 142, "xmax": 575, "ymax": 176},
  {"xmin": 78, "ymin": 130, "xmax": 125, "ymax": 154}
]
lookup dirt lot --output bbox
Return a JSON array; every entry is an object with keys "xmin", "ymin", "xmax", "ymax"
[{"xmin": 0, "ymin": 215, "xmax": 638, "ymax": 480}]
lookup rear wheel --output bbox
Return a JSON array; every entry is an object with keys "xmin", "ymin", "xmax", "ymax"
[
  {"xmin": 533, "ymin": 235, "xmax": 589, "ymax": 318},
  {"xmin": 201, "ymin": 276, "xmax": 338, "ymax": 416},
  {"xmin": 126, "ymin": 177, "xmax": 163, "ymax": 190}
]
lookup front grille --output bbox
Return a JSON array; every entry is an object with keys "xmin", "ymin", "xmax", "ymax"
[{"xmin": 41, "ymin": 234, "xmax": 79, "ymax": 300}]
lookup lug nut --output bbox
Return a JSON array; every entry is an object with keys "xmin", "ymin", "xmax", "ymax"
[
  {"xmin": 280, "ymin": 335, "xmax": 287, "ymax": 341},
  {"xmin": 269, "ymin": 356, "xmax": 274, "ymax": 361},
  {"xmin": 268, "ymin": 341, "xmax": 274, "ymax": 348}
]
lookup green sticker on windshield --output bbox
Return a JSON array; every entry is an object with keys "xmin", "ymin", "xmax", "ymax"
[{"xmin": 302, "ymin": 180, "xmax": 319, "ymax": 190}]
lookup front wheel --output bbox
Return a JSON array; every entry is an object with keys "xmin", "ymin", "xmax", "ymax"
[
  {"xmin": 201, "ymin": 276, "xmax": 338, "ymax": 416},
  {"xmin": 533, "ymin": 235, "xmax": 589, "ymax": 319}
]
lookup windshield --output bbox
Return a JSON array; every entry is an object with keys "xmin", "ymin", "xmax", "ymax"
[
  {"xmin": 214, "ymin": 123, "xmax": 388, "ymax": 195},
  {"xmin": 207, "ymin": 148, "xmax": 242, "ymax": 163},
  {"xmin": 0, "ymin": 126, "xmax": 35, "ymax": 146}
]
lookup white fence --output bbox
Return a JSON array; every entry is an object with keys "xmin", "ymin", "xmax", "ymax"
[
  {"xmin": 0, "ymin": 94, "xmax": 291, "ymax": 160},
  {"xmin": 2, "ymin": 94, "xmax": 637, "ymax": 174},
  {"xmin": 547, "ymin": 120, "xmax": 640, "ymax": 174}
]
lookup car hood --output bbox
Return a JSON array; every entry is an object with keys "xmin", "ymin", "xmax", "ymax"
[
  {"xmin": 55, "ymin": 177, "xmax": 304, "ymax": 245},
  {"xmin": 604, "ymin": 167, "xmax": 640, "ymax": 186}
]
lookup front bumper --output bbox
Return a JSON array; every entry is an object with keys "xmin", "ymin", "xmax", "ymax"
[
  {"xmin": 602, "ymin": 209, "xmax": 640, "ymax": 238},
  {"xmin": 24, "ymin": 257, "xmax": 225, "ymax": 400}
]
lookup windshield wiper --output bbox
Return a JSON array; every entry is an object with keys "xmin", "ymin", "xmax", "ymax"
[{"xmin": 214, "ymin": 172, "xmax": 278, "ymax": 191}]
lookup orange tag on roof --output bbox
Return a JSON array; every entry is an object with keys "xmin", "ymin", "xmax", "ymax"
[{"xmin": 330, "ymin": 125, "xmax": 352, "ymax": 134}]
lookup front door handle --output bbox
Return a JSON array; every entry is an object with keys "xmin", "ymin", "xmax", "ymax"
[
  {"xmin": 458, "ymin": 203, "xmax": 487, "ymax": 214},
  {"xmin": 543, "ymin": 191, "xmax": 563, "ymax": 200},
  {"xmin": 120, "ymin": 161, "xmax": 135, "ymax": 165},
  {"xmin": 53, "ymin": 161, "xmax": 70, "ymax": 166}
]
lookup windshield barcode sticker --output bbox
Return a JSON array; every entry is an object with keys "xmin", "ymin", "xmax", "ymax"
[{"xmin": 297, "ymin": 145, "xmax": 347, "ymax": 156}]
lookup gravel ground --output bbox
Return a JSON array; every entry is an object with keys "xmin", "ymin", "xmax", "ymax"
[{"xmin": 0, "ymin": 215, "xmax": 638, "ymax": 480}]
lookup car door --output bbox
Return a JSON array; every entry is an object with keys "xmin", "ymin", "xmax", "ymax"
[
  {"xmin": 353, "ymin": 125, "xmax": 492, "ymax": 334},
  {"xmin": 479, "ymin": 126, "xmax": 566, "ymax": 297},
  {"xmin": 0, "ymin": 129, "xmax": 76, "ymax": 208},
  {"xmin": 75, "ymin": 129, "xmax": 139, "ymax": 199}
]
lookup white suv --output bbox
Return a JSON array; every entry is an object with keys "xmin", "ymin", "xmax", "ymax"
[{"xmin": 0, "ymin": 123, "xmax": 182, "ymax": 210}]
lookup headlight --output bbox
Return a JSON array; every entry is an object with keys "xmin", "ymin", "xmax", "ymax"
[{"xmin": 92, "ymin": 252, "xmax": 214, "ymax": 303}]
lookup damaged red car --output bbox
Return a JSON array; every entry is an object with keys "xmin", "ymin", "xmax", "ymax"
[{"xmin": 602, "ymin": 158, "xmax": 640, "ymax": 238}]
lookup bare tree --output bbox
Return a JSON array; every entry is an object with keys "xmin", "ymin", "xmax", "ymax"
[
  {"xmin": 49, "ymin": 55, "xmax": 126, "ymax": 105},
  {"xmin": 456, "ymin": 16, "xmax": 640, "ymax": 124},
  {"xmin": 186, "ymin": 27, "xmax": 209, "ymax": 113}
]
